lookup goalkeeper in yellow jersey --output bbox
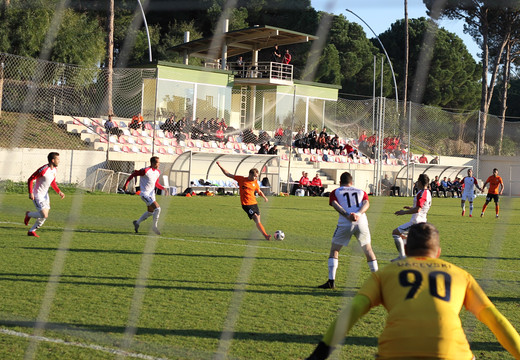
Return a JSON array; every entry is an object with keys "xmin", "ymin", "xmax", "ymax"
[{"xmin": 306, "ymin": 222, "xmax": 520, "ymax": 360}]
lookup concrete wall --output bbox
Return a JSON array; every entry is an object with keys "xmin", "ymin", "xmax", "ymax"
[
  {"xmin": 0, "ymin": 148, "xmax": 107, "ymax": 184},
  {"xmin": 479, "ymin": 156, "xmax": 520, "ymax": 197}
]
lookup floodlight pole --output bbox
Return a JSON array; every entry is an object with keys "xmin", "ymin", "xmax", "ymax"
[
  {"xmin": 346, "ymin": 9, "xmax": 398, "ymax": 112},
  {"xmin": 137, "ymin": 0, "xmax": 152, "ymax": 62}
]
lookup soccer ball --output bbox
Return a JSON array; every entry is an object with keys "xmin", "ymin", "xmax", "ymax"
[{"xmin": 274, "ymin": 230, "xmax": 285, "ymax": 240}]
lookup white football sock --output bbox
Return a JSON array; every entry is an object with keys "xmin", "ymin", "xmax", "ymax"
[
  {"xmin": 137, "ymin": 211, "xmax": 152, "ymax": 225},
  {"xmin": 30, "ymin": 218, "xmax": 46, "ymax": 232},
  {"xmin": 469, "ymin": 203, "xmax": 474, "ymax": 215},
  {"xmin": 28, "ymin": 211, "xmax": 41, "ymax": 218},
  {"xmin": 393, "ymin": 235, "xmax": 406, "ymax": 257},
  {"xmin": 328, "ymin": 257, "xmax": 338, "ymax": 280},
  {"xmin": 368, "ymin": 260, "xmax": 378, "ymax": 272},
  {"xmin": 152, "ymin": 207, "xmax": 161, "ymax": 228}
]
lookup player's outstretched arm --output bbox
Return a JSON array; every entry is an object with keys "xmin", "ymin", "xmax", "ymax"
[
  {"xmin": 306, "ymin": 295, "xmax": 371, "ymax": 360},
  {"xmin": 216, "ymin": 161, "xmax": 234, "ymax": 179},
  {"xmin": 478, "ymin": 305, "xmax": 520, "ymax": 358}
]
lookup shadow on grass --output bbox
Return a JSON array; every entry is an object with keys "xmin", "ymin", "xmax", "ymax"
[
  {"xmin": 0, "ymin": 271, "xmax": 356, "ymax": 297},
  {"xmin": 20, "ymin": 246, "xmax": 320, "ymax": 262}
]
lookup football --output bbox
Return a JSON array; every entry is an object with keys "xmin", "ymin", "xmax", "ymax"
[{"xmin": 274, "ymin": 230, "xmax": 285, "ymax": 241}]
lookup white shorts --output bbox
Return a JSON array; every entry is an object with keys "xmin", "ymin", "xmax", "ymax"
[
  {"xmin": 331, "ymin": 222, "xmax": 371, "ymax": 247},
  {"xmin": 33, "ymin": 194, "xmax": 50, "ymax": 211},
  {"xmin": 397, "ymin": 220, "xmax": 426, "ymax": 236},
  {"xmin": 140, "ymin": 191, "xmax": 156, "ymax": 206},
  {"xmin": 461, "ymin": 192, "xmax": 475, "ymax": 202}
]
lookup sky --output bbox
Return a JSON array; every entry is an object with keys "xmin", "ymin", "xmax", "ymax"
[{"xmin": 310, "ymin": 0, "xmax": 480, "ymax": 62}]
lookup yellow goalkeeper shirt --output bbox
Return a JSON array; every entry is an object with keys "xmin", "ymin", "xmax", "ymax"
[{"xmin": 358, "ymin": 256, "xmax": 492, "ymax": 360}]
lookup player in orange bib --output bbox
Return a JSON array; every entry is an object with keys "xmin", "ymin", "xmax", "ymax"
[
  {"xmin": 481, "ymin": 168, "xmax": 504, "ymax": 218},
  {"xmin": 305, "ymin": 223, "xmax": 520, "ymax": 360},
  {"xmin": 217, "ymin": 161, "xmax": 272, "ymax": 241}
]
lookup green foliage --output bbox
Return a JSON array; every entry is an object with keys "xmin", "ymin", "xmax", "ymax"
[
  {"xmin": 326, "ymin": 14, "xmax": 392, "ymax": 97},
  {"xmin": 378, "ymin": 17, "xmax": 480, "ymax": 110},
  {"xmin": 0, "ymin": 194, "xmax": 519, "ymax": 359},
  {"xmin": 314, "ymin": 44, "xmax": 341, "ymax": 85}
]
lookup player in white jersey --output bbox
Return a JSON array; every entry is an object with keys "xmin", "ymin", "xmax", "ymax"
[
  {"xmin": 391, "ymin": 173, "xmax": 431, "ymax": 261},
  {"xmin": 318, "ymin": 172, "xmax": 378, "ymax": 289},
  {"xmin": 460, "ymin": 169, "xmax": 482, "ymax": 217},
  {"xmin": 123, "ymin": 156, "xmax": 165, "ymax": 235},
  {"xmin": 24, "ymin": 152, "xmax": 65, "ymax": 237}
]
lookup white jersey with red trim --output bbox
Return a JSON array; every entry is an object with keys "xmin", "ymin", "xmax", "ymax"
[
  {"xmin": 29, "ymin": 165, "xmax": 58, "ymax": 199},
  {"xmin": 135, "ymin": 167, "xmax": 162, "ymax": 197},
  {"xmin": 462, "ymin": 176, "xmax": 479, "ymax": 194},
  {"xmin": 411, "ymin": 189, "xmax": 431, "ymax": 223},
  {"xmin": 329, "ymin": 186, "xmax": 369, "ymax": 226}
]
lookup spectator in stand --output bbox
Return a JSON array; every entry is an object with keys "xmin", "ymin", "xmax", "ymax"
[
  {"xmin": 447, "ymin": 178, "xmax": 454, "ymax": 197},
  {"xmin": 430, "ymin": 156, "xmax": 439, "ymax": 164},
  {"xmin": 430, "ymin": 175, "xmax": 441, "ymax": 197},
  {"xmin": 452, "ymin": 177, "xmax": 462, "ymax": 198},
  {"xmin": 419, "ymin": 153, "xmax": 428, "ymax": 164},
  {"xmin": 274, "ymin": 126, "xmax": 284, "ymax": 143},
  {"xmin": 283, "ymin": 49, "xmax": 291, "ymax": 64},
  {"xmin": 272, "ymin": 44, "xmax": 282, "ymax": 62},
  {"xmin": 317, "ymin": 133, "xmax": 327, "ymax": 149},
  {"xmin": 330, "ymin": 134, "xmax": 342, "ymax": 154},
  {"xmin": 129, "ymin": 112, "xmax": 144, "ymax": 131},
  {"xmin": 299, "ymin": 171, "xmax": 311, "ymax": 196},
  {"xmin": 381, "ymin": 174, "xmax": 400, "ymax": 196},
  {"xmin": 219, "ymin": 118, "xmax": 227, "ymax": 131},
  {"xmin": 242, "ymin": 128, "xmax": 258, "ymax": 144},
  {"xmin": 257, "ymin": 143, "xmax": 268, "ymax": 154},
  {"xmin": 381, "ymin": 174, "xmax": 393, "ymax": 196},
  {"xmin": 236, "ymin": 56, "xmax": 244, "ymax": 77},
  {"xmin": 311, "ymin": 173, "xmax": 324, "ymax": 196},
  {"xmin": 104, "ymin": 114, "xmax": 123, "ymax": 139},
  {"xmin": 258, "ymin": 130, "xmax": 270, "ymax": 144},
  {"xmin": 358, "ymin": 130, "xmax": 367, "ymax": 143},
  {"xmin": 293, "ymin": 130, "xmax": 305, "ymax": 148},
  {"xmin": 160, "ymin": 115, "xmax": 175, "ymax": 135},
  {"xmin": 267, "ymin": 144, "xmax": 278, "ymax": 155},
  {"xmin": 308, "ymin": 127, "xmax": 318, "ymax": 149},
  {"xmin": 440, "ymin": 177, "xmax": 449, "ymax": 197},
  {"xmin": 283, "ymin": 127, "xmax": 292, "ymax": 146},
  {"xmin": 216, "ymin": 126, "xmax": 225, "ymax": 142}
]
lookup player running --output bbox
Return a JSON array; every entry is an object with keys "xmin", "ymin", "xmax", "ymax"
[
  {"xmin": 25, "ymin": 152, "xmax": 65, "ymax": 237},
  {"xmin": 305, "ymin": 223, "xmax": 520, "ymax": 360},
  {"xmin": 216, "ymin": 161, "xmax": 271, "ymax": 241},
  {"xmin": 480, "ymin": 168, "xmax": 504, "ymax": 218},
  {"xmin": 123, "ymin": 156, "xmax": 165, "ymax": 235},
  {"xmin": 391, "ymin": 173, "xmax": 431, "ymax": 261},
  {"xmin": 460, "ymin": 168, "xmax": 482, "ymax": 217},
  {"xmin": 318, "ymin": 172, "xmax": 378, "ymax": 290}
]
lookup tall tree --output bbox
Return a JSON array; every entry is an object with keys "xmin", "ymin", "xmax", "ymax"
[
  {"xmin": 327, "ymin": 14, "xmax": 392, "ymax": 97},
  {"xmin": 379, "ymin": 17, "xmax": 480, "ymax": 109},
  {"xmin": 423, "ymin": 0, "xmax": 520, "ymax": 155}
]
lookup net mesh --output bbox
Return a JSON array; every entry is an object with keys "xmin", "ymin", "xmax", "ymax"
[{"xmin": 1, "ymin": 51, "xmax": 519, "ymax": 188}]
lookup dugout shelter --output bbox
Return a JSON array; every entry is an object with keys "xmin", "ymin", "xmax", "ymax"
[
  {"xmin": 168, "ymin": 151, "xmax": 280, "ymax": 195},
  {"xmin": 394, "ymin": 163, "xmax": 472, "ymax": 196}
]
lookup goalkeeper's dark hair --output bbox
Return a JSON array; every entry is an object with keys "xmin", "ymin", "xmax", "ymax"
[
  {"xmin": 340, "ymin": 172, "xmax": 353, "ymax": 186},
  {"xmin": 150, "ymin": 156, "xmax": 159, "ymax": 165},
  {"xmin": 406, "ymin": 223, "xmax": 440, "ymax": 256}
]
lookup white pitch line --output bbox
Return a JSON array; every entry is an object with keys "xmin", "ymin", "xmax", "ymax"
[{"xmin": 0, "ymin": 328, "xmax": 169, "ymax": 360}]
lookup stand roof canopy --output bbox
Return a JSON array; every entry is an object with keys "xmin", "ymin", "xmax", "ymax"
[{"xmin": 168, "ymin": 25, "xmax": 317, "ymax": 60}]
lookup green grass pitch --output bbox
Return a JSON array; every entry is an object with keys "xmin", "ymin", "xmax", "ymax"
[{"xmin": 0, "ymin": 192, "xmax": 519, "ymax": 359}]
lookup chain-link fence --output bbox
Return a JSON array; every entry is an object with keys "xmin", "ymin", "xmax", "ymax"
[{"xmin": 1, "ymin": 52, "xmax": 519, "ymax": 191}]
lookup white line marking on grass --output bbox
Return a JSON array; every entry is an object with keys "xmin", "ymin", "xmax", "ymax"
[{"xmin": 0, "ymin": 328, "xmax": 168, "ymax": 360}]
